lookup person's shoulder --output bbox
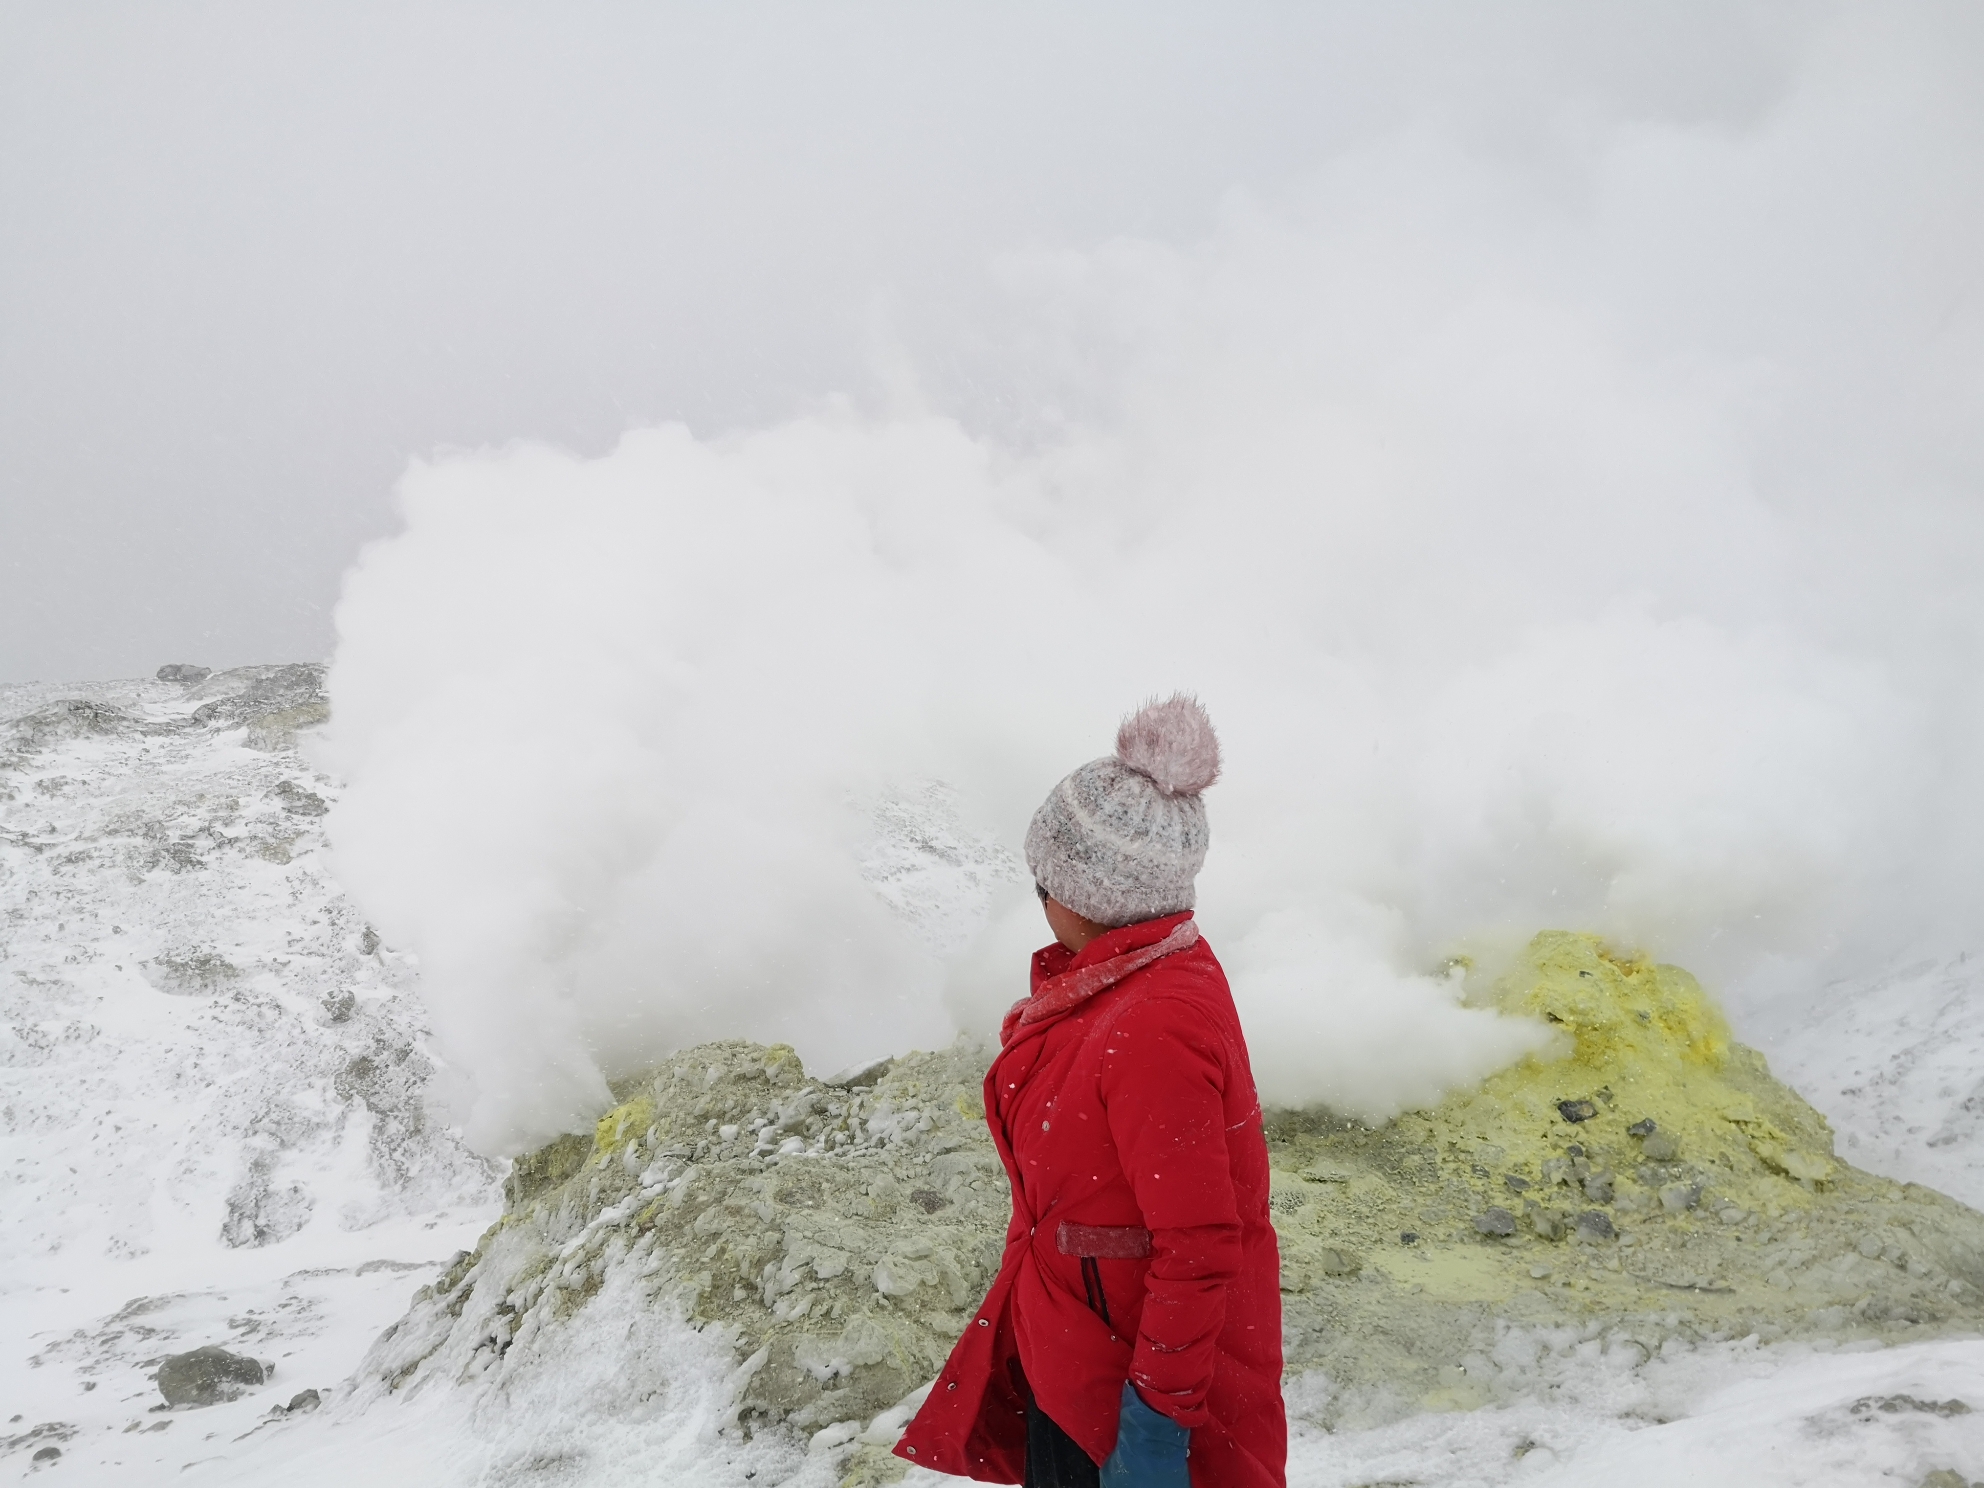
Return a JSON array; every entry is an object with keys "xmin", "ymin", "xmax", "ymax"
[
  {"xmin": 1131, "ymin": 934, "xmax": 1231, "ymax": 1002},
  {"xmin": 1111, "ymin": 948, "xmax": 1237, "ymax": 1041}
]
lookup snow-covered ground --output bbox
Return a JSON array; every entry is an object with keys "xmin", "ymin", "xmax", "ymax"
[
  {"xmin": 4, "ymin": 673, "xmax": 1982, "ymax": 1486},
  {"xmin": 1761, "ymin": 958, "xmax": 1984, "ymax": 1215},
  {"xmin": 0, "ymin": 671, "xmax": 496, "ymax": 1481}
]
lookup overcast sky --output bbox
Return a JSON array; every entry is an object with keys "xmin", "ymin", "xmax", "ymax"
[{"xmin": 0, "ymin": 1, "xmax": 1927, "ymax": 682}]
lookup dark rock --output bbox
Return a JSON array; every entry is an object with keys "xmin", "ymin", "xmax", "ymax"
[
  {"xmin": 1575, "ymin": 1211, "xmax": 1617, "ymax": 1241},
  {"xmin": 1626, "ymin": 1118, "xmax": 1658, "ymax": 1138},
  {"xmin": 282, "ymin": 1389, "xmax": 321, "ymax": 1414},
  {"xmin": 156, "ymin": 665, "xmax": 211, "ymax": 684},
  {"xmin": 155, "ymin": 1346, "xmax": 268, "ymax": 1407},
  {"xmin": 1475, "ymin": 1207, "xmax": 1518, "ymax": 1237},
  {"xmin": 1399, "ymin": 1231, "xmax": 1419, "ymax": 1245},
  {"xmin": 1557, "ymin": 1099, "xmax": 1597, "ymax": 1123},
  {"xmin": 909, "ymin": 1189, "xmax": 949, "ymax": 1214},
  {"xmin": 1503, "ymin": 1174, "xmax": 1531, "ymax": 1191},
  {"xmin": 273, "ymin": 781, "xmax": 328, "ymax": 817},
  {"xmin": 32, "ymin": 1447, "xmax": 60, "ymax": 1463},
  {"xmin": 1851, "ymin": 1394, "xmax": 1971, "ymax": 1418}
]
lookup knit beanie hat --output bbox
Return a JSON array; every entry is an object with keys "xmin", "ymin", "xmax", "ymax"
[{"xmin": 1024, "ymin": 695, "xmax": 1221, "ymax": 927}]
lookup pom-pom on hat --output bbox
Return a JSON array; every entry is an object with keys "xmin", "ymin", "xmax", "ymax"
[{"xmin": 1024, "ymin": 694, "xmax": 1221, "ymax": 927}]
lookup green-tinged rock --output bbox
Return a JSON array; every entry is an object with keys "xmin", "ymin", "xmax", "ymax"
[
  {"xmin": 156, "ymin": 1346, "xmax": 268, "ymax": 1408},
  {"xmin": 365, "ymin": 1037, "xmax": 1003, "ymax": 1469},
  {"xmin": 361, "ymin": 932, "xmax": 1984, "ymax": 1477}
]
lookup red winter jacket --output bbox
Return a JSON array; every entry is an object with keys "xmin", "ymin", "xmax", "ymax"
[{"xmin": 896, "ymin": 912, "xmax": 1286, "ymax": 1488}]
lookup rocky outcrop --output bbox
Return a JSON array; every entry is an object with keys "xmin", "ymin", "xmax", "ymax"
[
  {"xmin": 184, "ymin": 664, "xmax": 329, "ymax": 751},
  {"xmin": 155, "ymin": 1346, "xmax": 269, "ymax": 1407},
  {"xmin": 356, "ymin": 932, "xmax": 1984, "ymax": 1481},
  {"xmin": 363, "ymin": 1038, "xmax": 1000, "ymax": 1471},
  {"xmin": 2, "ymin": 664, "xmax": 330, "ymax": 766},
  {"xmin": 0, "ymin": 667, "xmax": 496, "ymax": 1264}
]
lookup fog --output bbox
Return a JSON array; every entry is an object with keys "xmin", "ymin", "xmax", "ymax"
[
  {"xmin": 8, "ymin": 4, "xmax": 1982, "ymax": 1153},
  {"xmin": 3, "ymin": 0, "xmax": 1829, "ymax": 681}
]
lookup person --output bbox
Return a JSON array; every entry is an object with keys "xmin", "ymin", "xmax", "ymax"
[{"xmin": 896, "ymin": 696, "xmax": 1286, "ymax": 1488}]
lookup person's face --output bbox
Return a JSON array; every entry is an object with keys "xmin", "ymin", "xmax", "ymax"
[{"xmin": 1039, "ymin": 884, "xmax": 1108, "ymax": 953}]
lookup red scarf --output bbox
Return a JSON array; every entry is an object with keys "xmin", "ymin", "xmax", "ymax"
[{"xmin": 1000, "ymin": 917, "xmax": 1200, "ymax": 1046}]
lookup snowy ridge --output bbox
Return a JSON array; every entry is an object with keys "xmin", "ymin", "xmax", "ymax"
[{"xmin": 0, "ymin": 670, "xmax": 497, "ymax": 1480}]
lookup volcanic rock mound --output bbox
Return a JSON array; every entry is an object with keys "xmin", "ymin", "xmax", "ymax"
[
  {"xmin": 362, "ymin": 1038, "xmax": 1003, "ymax": 1471},
  {"xmin": 358, "ymin": 932, "xmax": 1984, "ymax": 1482},
  {"xmin": 1270, "ymin": 932, "xmax": 1984, "ymax": 1420}
]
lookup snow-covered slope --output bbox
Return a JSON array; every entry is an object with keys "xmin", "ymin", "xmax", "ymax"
[
  {"xmin": 1761, "ymin": 956, "xmax": 1984, "ymax": 1213},
  {"xmin": 0, "ymin": 670, "xmax": 497, "ymax": 1479}
]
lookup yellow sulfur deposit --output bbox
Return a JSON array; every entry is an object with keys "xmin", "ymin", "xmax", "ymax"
[
  {"xmin": 1268, "ymin": 932, "xmax": 1984, "ymax": 1419},
  {"xmin": 1456, "ymin": 930, "xmax": 1835, "ymax": 1212}
]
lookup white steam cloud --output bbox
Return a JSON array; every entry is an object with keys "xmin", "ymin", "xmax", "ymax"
[{"xmin": 324, "ymin": 9, "xmax": 1984, "ymax": 1156}]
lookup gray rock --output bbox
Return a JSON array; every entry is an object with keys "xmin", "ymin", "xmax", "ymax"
[
  {"xmin": 156, "ymin": 665, "xmax": 211, "ymax": 684},
  {"xmin": 1626, "ymin": 1118, "xmax": 1658, "ymax": 1138},
  {"xmin": 1556, "ymin": 1099, "xmax": 1597, "ymax": 1123},
  {"xmin": 1, "ymin": 1423, "xmax": 76, "ymax": 1459},
  {"xmin": 823, "ymin": 1055, "xmax": 895, "ymax": 1088},
  {"xmin": 190, "ymin": 665, "xmax": 328, "ymax": 731},
  {"xmin": 277, "ymin": 1389, "xmax": 321, "ymax": 1415},
  {"xmin": 1853, "ymin": 1394, "xmax": 1972, "ymax": 1418},
  {"xmin": 155, "ymin": 1346, "xmax": 268, "ymax": 1407},
  {"xmin": 273, "ymin": 781, "xmax": 328, "ymax": 817},
  {"xmin": 1526, "ymin": 1202, "xmax": 1567, "ymax": 1241},
  {"xmin": 1641, "ymin": 1132, "xmax": 1681, "ymax": 1161},
  {"xmin": 142, "ymin": 950, "xmax": 240, "ymax": 998},
  {"xmin": 1575, "ymin": 1211, "xmax": 1617, "ymax": 1241},
  {"xmin": 5, "ymin": 699, "xmax": 150, "ymax": 753},
  {"xmin": 220, "ymin": 1153, "xmax": 315, "ymax": 1248},
  {"xmin": 1475, "ymin": 1206, "xmax": 1518, "ymax": 1236},
  {"xmin": 1659, "ymin": 1181, "xmax": 1703, "ymax": 1214},
  {"xmin": 1583, "ymin": 1171, "xmax": 1615, "ymax": 1204},
  {"xmin": 1317, "ymin": 1248, "xmax": 1362, "ymax": 1276}
]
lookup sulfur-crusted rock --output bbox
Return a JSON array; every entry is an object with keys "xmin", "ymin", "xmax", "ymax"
[
  {"xmin": 358, "ymin": 932, "xmax": 1984, "ymax": 1477},
  {"xmin": 1267, "ymin": 932, "xmax": 1984, "ymax": 1418},
  {"xmin": 363, "ymin": 1038, "xmax": 1003, "ymax": 1445}
]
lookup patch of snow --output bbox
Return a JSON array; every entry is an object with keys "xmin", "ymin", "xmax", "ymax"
[{"xmin": 1760, "ymin": 955, "xmax": 1984, "ymax": 1210}]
